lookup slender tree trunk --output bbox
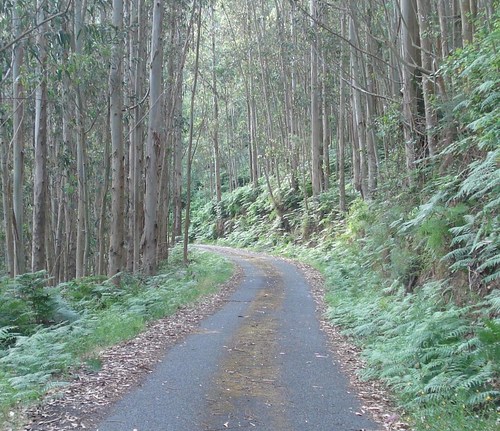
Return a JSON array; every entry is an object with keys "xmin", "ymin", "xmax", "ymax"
[
  {"xmin": 12, "ymin": 0, "xmax": 25, "ymax": 275},
  {"xmin": 416, "ymin": 0, "xmax": 438, "ymax": 158},
  {"xmin": 460, "ymin": 0, "xmax": 473, "ymax": 44},
  {"xmin": 310, "ymin": 0, "xmax": 322, "ymax": 197},
  {"xmin": 437, "ymin": 0, "xmax": 450, "ymax": 58},
  {"xmin": 365, "ymin": 10, "xmax": 379, "ymax": 196},
  {"xmin": 400, "ymin": 0, "xmax": 420, "ymax": 186},
  {"xmin": 0, "ymin": 92, "xmax": 14, "ymax": 276},
  {"xmin": 74, "ymin": 0, "xmax": 89, "ymax": 278},
  {"xmin": 60, "ymin": 73, "xmax": 76, "ymax": 280},
  {"xmin": 338, "ymin": 13, "xmax": 347, "ymax": 213},
  {"xmin": 184, "ymin": 2, "xmax": 202, "ymax": 264},
  {"xmin": 321, "ymin": 49, "xmax": 330, "ymax": 191},
  {"xmin": 108, "ymin": 0, "xmax": 125, "ymax": 279},
  {"xmin": 32, "ymin": 0, "xmax": 48, "ymax": 272},
  {"xmin": 349, "ymin": 11, "xmax": 368, "ymax": 198},
  {"xmin": 128, "ymin": 0, "xmax": 146, "ymax": 272},
  {"xmin": 143, "ymin": 0, "xmax": 164, "ymax": 275},
  {"xmin": 97, "ymin": 106, "xmax": 111, "ymax": 275},
  {"xmin": 212, "ymin": 1, "xmax": 222, "ymax": 204}
]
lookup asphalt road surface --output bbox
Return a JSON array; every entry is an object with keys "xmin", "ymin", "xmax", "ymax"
[{"xmin": 95, "ymin": 247, "xmax": 379, "ymax": 431}]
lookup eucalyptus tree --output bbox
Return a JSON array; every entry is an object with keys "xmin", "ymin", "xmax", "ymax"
[
  {"xmin": 31, "ymin": 0, "xmax": 49, "ymax": 272},
  {"xmin": 184, "ymin": 0, "xmax": 203, "ymax": 264},
  {"xmin": 108, "ymin": 0, "xmax": 125, "ymax": 279},
  {"xmin": 11, "ymin": 0, "xmax": 26, "ymax": 275},
  {"xmin": 310, "ymin": 0, "xmax": 322, "ymax": 196},
  {"xmin": 143, "ymin": 0, "xmax": 164, "ymax": 275}
]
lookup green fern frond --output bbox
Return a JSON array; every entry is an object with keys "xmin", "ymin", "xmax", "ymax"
[{"xmin": 483, "ymin": 271, "xmax": 500, "ymax": 284}]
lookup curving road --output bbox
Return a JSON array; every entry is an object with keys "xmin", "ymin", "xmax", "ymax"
[{"xmin": 95, "ymin": 247, "xmax": 379, "ymax": 431}]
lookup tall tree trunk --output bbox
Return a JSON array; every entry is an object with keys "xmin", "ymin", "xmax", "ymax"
[
  {"xmin": 97, "ymin": 106, "xmax": 111, "ymax": 275},
  {"xmin": 74, "ymin": 0, "xmax": 89, "ymax": 278},
  {"xmin": 32, "ymin": 0, "xmax": 48, "ymax": 272},
  {"xmin": 143, "ymin": 0, "xmax": 164, "ymax": 275},
  {"xmin": 365, "ymin": 10, "xmax": 379, "ymax": 196},
  {"xmin": 212, "ymin": 0, "xmax": 222, "ymax": 204},
  {"xmin": 108, "ymin": 0, "xmax": 125, "ymax": 279},
  {"xmin": 400, "ymin": 0, "xmax": 420, "ymax": 186},
  {"xmin": 11, "ymin": 0, "xmax": 25, "ymax": 275},
  {"xmin": 310, "ymin": 0, "xmax": 322, "ymax": 197},
  {"xmin": 128, "ymin": 0, "xmax": 146, "ymax": 272},
  {"xmin": 460, "ymin": 0, "xmax": 473, "ymax": 44},
  {"xmin": 349, "ymin": 11, "xmax": 368, "ymax": 198},
  {"xmin": 184, "ymin": 2, "xmax": 202, "ymax": 265},
  {"xmin": 437, "ymin": 0, "xmax": 450, "ymax": 58},
  {"xmin": 338, "ymin": 13, "xmax": 348, "ymax": 213},
  {"xmin": 416, "ymin": 0, "xmax": 438, "ymax": 158},
  {"xmin": 321, "ymin": 46, "xmax": 330, "ymax": 191},
  {"xmin": 0, "ymin": 92, "xmax": 14, "ymax": 276}
]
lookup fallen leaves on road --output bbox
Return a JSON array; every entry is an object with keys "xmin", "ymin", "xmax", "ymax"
[
  {"xmin": 22, "ymin": 267, "xmax": 243, "ymax": 431},
  {"xmin": 296, "ymin": 260, "xmax": 411, "ymax": 431}
]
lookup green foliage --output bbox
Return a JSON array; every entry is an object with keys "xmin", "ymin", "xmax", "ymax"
[
  {"xmin": 0, "ymin": 272, "xmax": 79, "ymax": 341},
  {"xmin": 196, "ymin": 166, "xmax": 498, "ymax": 430},
  {"xmin": 0, "ymin": 248, "xmax": 232, "ymax": 424},
  {"xmin": 322, "ymin": 244, "xmax": 498, "ymax": 426}
]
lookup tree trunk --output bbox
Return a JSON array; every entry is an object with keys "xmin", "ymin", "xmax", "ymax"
[
  {"xmin": 97, "ymin": 106, "xmax": 111, "ymax": 275},
  {"xmin": 416, "ymin": 0, "xmax": 438, "ymax": 158},
  {"xmin": 310, "ymin": 0, "xmax": 322, "ymax": 197},
  {"xmin": 0, "ymin": 92, "xmax": 14, "ymax": 276},
  {"xmin": 400, "ymin": 0, "xmax": 420, "ymax": 186},
  {"xmin": 349, "ymin": 11, "xmax": 368, "ymax": 198},
  {"xmin": 338, "ymin": 13, "xmax": 347, "ymax": 213},
  {"xmin": 12, "ymin": 0, "xmax": 25, "ymax": 275},
  {"xmin": 143, "ymin": 0, "xmax": 164, "ymax": 275},
  {"xmin": 212, "ymin": 1, "xmax": 222, "ymax": 204},
  {"xmin": 460, "ymin": 0, "xmax": 473, "ymax": 44},
  {"xmin": 128, "ymin": 0, "xmax": 146, "ymax": 273},
  {"xmin": 321, "ymin": 48, "xmax": 330, "ymax": 191},
  {"xmin": 32, "ymin": 0, "xmax": 49, "ymax": 272},
  {"xmin": 184, "ymin": 2, "xmax": 202, "ymax": 265},
  {"xmin": 365, "ymin": 10, "xmax": 379, "ymax": 196},
  {"xmin": 108, "ymin": 0, "xmax": 125, "ymax": 279},
  {"xmin": 74, "ymin": 0, "xmax": 89, "ymax": 278},
  {"xmin": 437, "ymin": 0, "xmax": 450, "ymax": 58}
]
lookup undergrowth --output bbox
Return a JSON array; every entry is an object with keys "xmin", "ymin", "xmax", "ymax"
[{"xmin": 0, "ymin": 247, "xmax": 232, "ymax": 427}]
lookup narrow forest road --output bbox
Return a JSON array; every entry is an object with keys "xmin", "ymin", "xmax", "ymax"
[{"xmin": 93, "ymin": 246, "xmax": 380, "ymax": 431}]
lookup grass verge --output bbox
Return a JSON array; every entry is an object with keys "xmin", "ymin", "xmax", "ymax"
[{"xmin": 0, "ymin": 247, "xmax": 233, "ymax": 428}]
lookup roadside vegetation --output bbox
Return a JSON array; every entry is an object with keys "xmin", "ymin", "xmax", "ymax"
[
  {"xmin": 0, "ymin": 248, "xmax": 232, "ymax": 426},
  {"xmin": 190, "ymin": 21, "xmax": 499, "ymax": 431}
]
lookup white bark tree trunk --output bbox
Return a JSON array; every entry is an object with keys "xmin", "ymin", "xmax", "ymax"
[
  {"xmin": 108, "ymin": 0, "xmax": 125, "ymax": 279},
  {"xmin": 143, "ymin": 0, "xmax": 164, "ymax": 275},
  {"xmin": 32, "ymin": 0, "xmax": 49, "ymax": 272}
]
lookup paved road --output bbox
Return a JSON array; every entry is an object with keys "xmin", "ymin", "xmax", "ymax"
[{"xmin": 95, "ymin": 247, "xmax": 379, "ymax": 431}]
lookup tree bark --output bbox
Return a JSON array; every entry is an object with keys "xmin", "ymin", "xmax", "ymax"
[
  {"xmin": 108, "ymin": 0, "xmax": 125, "ymax": 279},
  {"xmin": 310, "ymin": 0, "xmax": 322, "ymax": 197},
  {"xmin": 460, "ymin": 0, "xmax": 473, "ymax": 44},
  {"xmin": 0, "ymin": 92, "xmax": 14, "ymax": 276},
  {"xmin": 128, "ymin": 0, "xmax": 146, "ymax": 273},
  {"xmin": 338, "ymin": 13, "xmax": 348, "ymax": 213},
  {"xmin": 12, "ymin": 0, "xmax": 25, "ymax": 275},
  {"xmin": 416, "ymin": 0, "xmax": 438, "ymax": 158},
  {"xmin": 74, "ymin": 0, "xmax": 89, "ymax": 278},
  {"xmin": 349, "ymin": 11, "xmax": 368, "ymax": 198},
  {"xmin": 212, "ymin": 0, "xmax": 222, "ymax": 204},
  {"xmin": 32, "ymin": 0, "xmax": 49, "ymax": 272},
  {"xmin": 184, "ymin": 2, "xmax": 202, "ymax": 265},
  {"xmin": 400, "ymin": 0, "xmax": 420, "ymax": 186},
  {"xmin": 143, "ymin": 0, "xmax": 164, "ymax": 275}
]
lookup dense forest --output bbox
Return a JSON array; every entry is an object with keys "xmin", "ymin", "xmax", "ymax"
[{"xmin": 0, "ymin": 0, "xmax": 498, "ymax": 429}]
